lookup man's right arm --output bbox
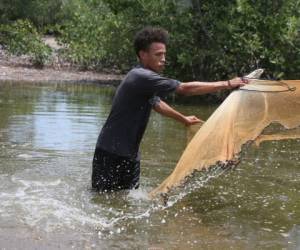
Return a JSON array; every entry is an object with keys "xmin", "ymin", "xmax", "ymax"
[{"xmin": 176, "ymin": 77, "xmax": 247, "ymax": 96}]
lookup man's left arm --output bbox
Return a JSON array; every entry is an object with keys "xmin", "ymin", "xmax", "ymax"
[{"xmin": 153, "ymin": 99, "xmax": 202, "ymax": 126}]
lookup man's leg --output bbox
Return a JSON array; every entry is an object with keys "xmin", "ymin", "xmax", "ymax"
[
  {"xmin": 92, "ymin": 147, "xmax": 113, "ymax": 191},
  {"xmin": 118, "ymin": 159, "xmax": 140, "ymax": 190},
  {"xmin": 92, "ymin": 147, "xmax": 140, "ymax": 192}
]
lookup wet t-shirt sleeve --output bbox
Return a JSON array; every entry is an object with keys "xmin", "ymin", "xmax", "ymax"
[
  {"xmin": 148, "ymin": 95, "xmax": 161, "ymax": 107},
  {"xmin": 130, "ymin": 67, "xmax": 181, "ymax": 98}
]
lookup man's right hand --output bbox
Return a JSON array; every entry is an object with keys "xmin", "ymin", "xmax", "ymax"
[{"xmin": 227, "ymin": 77, "xmax": 248, "ymax": 89}]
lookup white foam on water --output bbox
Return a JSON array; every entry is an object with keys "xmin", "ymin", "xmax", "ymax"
[
  {"xmin": 127, "ymin": 188, "xmax": 150, "ymax": 201},
  {"xmin": 17, "ymin": 178, "xmax": 62, "ymax": 187},
  {"xmin": 17, "ymin": 154, "xmax": 33, "ymax": 159},
  {"xmin": 1, "ymin": 174, "xmax": 111, "ymax": 232},
  {"xmin": 20, "ymin": 197, "xmax": 111, "ymax": 232}
]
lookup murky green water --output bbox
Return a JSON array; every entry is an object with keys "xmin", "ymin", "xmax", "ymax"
[{"xmin": 0, "ymin": 81, "xmax": 300, "ymax": 249}]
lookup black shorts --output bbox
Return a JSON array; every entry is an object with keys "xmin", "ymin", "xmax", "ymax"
[{"xmin": 92, "ymin": 147, "xmax": 140, "ymax": 192}]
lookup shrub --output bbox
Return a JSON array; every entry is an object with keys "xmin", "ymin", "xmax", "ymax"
[
  {"xmin": 1, "ymin": 0, "xmax": 299, "ymax": 79},
  {"xmin": 58, "ymin": 0, "xmax": 300, "ymax": 79},
  {"xmin": 0, "ymin": 19, "xmax": 52, "ymax": 68}
]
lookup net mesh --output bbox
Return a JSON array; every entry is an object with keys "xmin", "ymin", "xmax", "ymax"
[{"xmin": 150, "ymin": 80, "xmax": 300, "ymax": 197}]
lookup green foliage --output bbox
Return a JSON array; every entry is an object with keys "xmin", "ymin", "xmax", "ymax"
[
  {"xmin": 0, "ymin": 0, "xmax": 299, "ymax": 79},
  {"xmin": 57, "ymin": 0, "xmax": 300, "ymax": 79},
  {"xmin": 0, "ymin": 20, "xmax": 52, "ymax": 67},
  {"xmin": 58, "ymin": 0, "xmax": 189, "ymax": 72},
  {"xmin": 57, "ymin": 0, "xmax": 134, "ymax": 70},
  {"xmin": 0, "ymin": 0, "xmax": 72, "ymax": 30},
  {"xmin": 226, "ymin": 0, "xmax": 300, "ymax": 79}
]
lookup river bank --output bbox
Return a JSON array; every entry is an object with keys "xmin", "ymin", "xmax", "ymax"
[
  {"xmin": 0, "ymin": 36, "xmax": 123, "ymax": 86},
  {"xmin": 0, "ymin": 63, "xmax": 122, "ymax": 86}
]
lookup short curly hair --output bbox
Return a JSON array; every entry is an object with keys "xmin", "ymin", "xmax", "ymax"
[{"xmin": 134, "ymin": 27, "xmax": 169, "ymax": 57}]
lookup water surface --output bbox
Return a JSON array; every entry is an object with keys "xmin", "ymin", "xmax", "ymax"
[{"xmin": 0, "ymin": 82, "xmax": 300, "ymax": 249}]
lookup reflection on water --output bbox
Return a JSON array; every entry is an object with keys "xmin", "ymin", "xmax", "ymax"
[{"xmin": 0, "ymin": 82, "xmax": 300, "ymax": 249}]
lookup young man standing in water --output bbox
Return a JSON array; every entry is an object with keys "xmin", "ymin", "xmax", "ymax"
[{"xmin": 92, "ymin": 26, "xmax": 246, "ymax": 192}]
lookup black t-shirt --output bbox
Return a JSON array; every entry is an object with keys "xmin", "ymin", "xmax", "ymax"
[{"xmin": 96, "ymin": 65, "xmax": 180, "ymax": 159}]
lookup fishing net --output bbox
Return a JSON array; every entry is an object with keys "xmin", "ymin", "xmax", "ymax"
[{"xmin": 150, "ymin": 80, "xmax": 300, "ymax": 198}]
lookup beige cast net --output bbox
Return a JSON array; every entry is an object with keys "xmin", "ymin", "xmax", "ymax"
[{"xmin": 150, "ymin": 80, "xmax": 300, "ymax": 198}]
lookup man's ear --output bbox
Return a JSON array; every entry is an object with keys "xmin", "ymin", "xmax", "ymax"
[{"xmin": 139, "ymin": 50, "xmax": 147, "ymax": 61}]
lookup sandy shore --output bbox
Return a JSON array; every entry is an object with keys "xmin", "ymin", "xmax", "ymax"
[
  {"xmin": 0, "ymin": 63, "xmax": 122, "ymax": 86},
  {"xmin": 0, "ymin": 36, "xmax": 123, "ymax": 86}
]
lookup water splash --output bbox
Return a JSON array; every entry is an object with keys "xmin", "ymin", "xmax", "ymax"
[
  {"xmin": 157, "ymin": 166, "xmax": 229, "ymax": 208},
  {"xmin": 96, "ymin": 166, "xmax": 229, "ymax": 235}
]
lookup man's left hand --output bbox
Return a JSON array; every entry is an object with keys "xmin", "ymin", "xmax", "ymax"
[{"xmin": 183, "ymin": 116, "xmax": 204, "ymax": 126}]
